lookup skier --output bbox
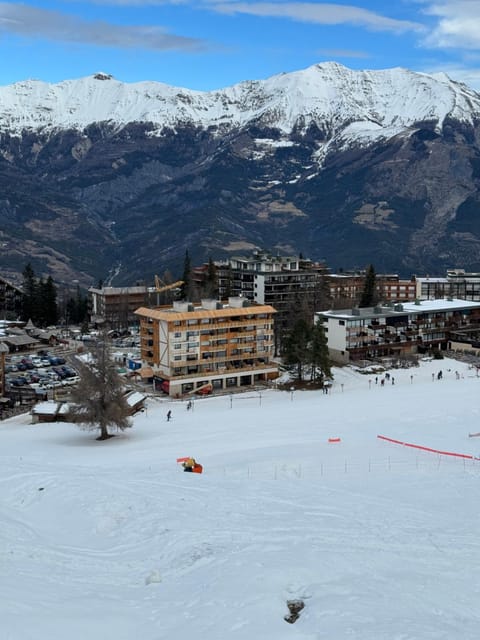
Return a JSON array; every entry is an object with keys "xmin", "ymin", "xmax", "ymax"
[{"xmin": 167, "ymin": 410, "xmax": 172, "ymax": 421}]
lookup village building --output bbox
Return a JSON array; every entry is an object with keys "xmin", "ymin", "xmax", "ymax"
[
  {"xmin": 135, "ymin": 297, "xmax": 277, "ymax": 397},
  {"xmin": 0, "ymin": 275, "xmax": 22, "ymax": 319},
  {"xmin": 124, "ymin": 390, "xmax": 147, "ymax": 415},
  {"xmin": 194, "ymin": 252, "xmax": 418, "ymax": 312},
  {"xmin": 217, "ymin": 252, "xmax": 330, "ymax": 311},
  {"xmin": 31, "ymin": 401, "xmax": 70, "ymax": 424},
  {"xmin": 0, "ymin": 333, "xmax": 40, "ymax": 353},
  {"xmin": 315, "ymin": 298, "xmax": 480, "ymax": 364},
  {"xmin": 88, "ymin": 285, "xmax": 151, "ymax": 328},
  {"xmin": 416, "ymin": 270, "xmax": 480, "ymax": 301}
]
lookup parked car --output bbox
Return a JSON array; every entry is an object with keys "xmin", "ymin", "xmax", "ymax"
[
  {"xmin": 10, "ymin": 377, "xmax": 27, "ymax": 386},
  {"xmin": 61, "ymin": 367, "xmax": 77, "ymax": 378}
]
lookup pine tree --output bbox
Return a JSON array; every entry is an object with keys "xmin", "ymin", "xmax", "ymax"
[
  {"xmin": 203, "ymin": 257, "xmax": 218, "ymax": 298},
  {"xmin": 69, "ymin": 336, "xmax": 132, "ymax": 440},
  {"xmin": 42, "ymin": 276, "xmax": 58, "ymax": 326},
  {"xmin": 284, "ymin": 318, "xmax": 311, "ymax": 381},
  {"xmin": 181, "ymin": 250, "xmax": 192, "ymax": 300},
  {"xmin": 359, "ymin": 264, "xmax": 377, "ymax": 308},
  {"xmin": 21, "ymin": 263, "xmax": 37, "ymax": 322},
  {"xmin": 310, "ymin": 321, "xmax": 331, "ymax": 381}
]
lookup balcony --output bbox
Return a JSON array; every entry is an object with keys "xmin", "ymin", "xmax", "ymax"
[{"xmin": 166, "ymin": 360, "xmax": 277, "ymax": 378}]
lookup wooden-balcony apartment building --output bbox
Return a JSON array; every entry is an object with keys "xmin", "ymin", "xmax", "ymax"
[{"xmin": 135, "ymin": 297, "xmax": 278, "ymax": 397}]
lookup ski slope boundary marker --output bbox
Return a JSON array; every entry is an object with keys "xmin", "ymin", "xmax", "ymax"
[{"xmin": 377, "ymin": 435, "xmax": 480, "ymax": 460}]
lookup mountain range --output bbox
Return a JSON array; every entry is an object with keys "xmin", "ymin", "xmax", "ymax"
[{"xmin": 1, "ymin": 62, "xmax": 480, "ymax": 288}]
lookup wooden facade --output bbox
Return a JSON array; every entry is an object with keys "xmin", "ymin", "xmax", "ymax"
[{"xmin": 135, "ymin": 298, "xmax": 278, "ymax": 396}]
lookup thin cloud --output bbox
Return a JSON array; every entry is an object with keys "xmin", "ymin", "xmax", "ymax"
[
  {"xmin": 210, "ymin": 2, "xmax": 424, "ymax": 33},
  {"xmin": 0, "ymin": 2, "xmax": 209, "ymax": 51},
  {"xmin": 420, "ymin": 0, "xmax": 480, "ymax": 50}
]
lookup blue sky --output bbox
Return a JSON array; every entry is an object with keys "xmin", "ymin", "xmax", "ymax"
[{"xmin": 2, "ymin": 1, "xmax": 480, "ymax": 90}]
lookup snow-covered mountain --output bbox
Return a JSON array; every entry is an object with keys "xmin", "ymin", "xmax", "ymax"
[
  {"xmin": 2, "ymin": 63, "xmax": 480, "ymax": 141},
  {"xmin": 1, "ymin": 63, "xmax": 480, "ymax": 286}
]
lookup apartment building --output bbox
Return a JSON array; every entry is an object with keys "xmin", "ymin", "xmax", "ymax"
[
  {"xmin": 327, "ymin": 272, "xmax": 417, "ymax": 305},
  {"xmin": 315, "ymin": 298, "xmax": 480, "ymax": 363},
  {"xmin": 89, "ymin": 285, "xmax": 150, "ymax": 327},
  {"xmin": 215, "ymin": 252, "xmax": 330, "ymax": 312},
  {"xmin": 416, "ymin": 270, "xmax": 480, "ymax": 301},
  {"xmin": 194, "ymin": 253, "xmax": 417, "ymax": 312},
  {"xmin": 135, "ymin": 297, "xmax": 277, "ymax": 397}
]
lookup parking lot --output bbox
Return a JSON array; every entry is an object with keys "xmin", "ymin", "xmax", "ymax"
[{"xmin": 4, "ymin": 351, "xmax": 80, "ymax": 394}]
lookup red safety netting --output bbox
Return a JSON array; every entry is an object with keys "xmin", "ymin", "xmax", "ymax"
[{"xmin": 377, "ymin": 435, "xmax": 480, "ymax": 460}]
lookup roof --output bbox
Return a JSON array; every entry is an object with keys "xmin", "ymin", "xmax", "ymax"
[
  {"xmin": 135, "ymin": 303, "xmax": 276, "ymax": 322},
  {"xmin": 89, "ymin": 286, "xmax": 148, "ymax": 295},
  {"xmin": 125, "ymin": 391, "xmax": 146, "ymax": 407},
  {"xmin": 402, "ymin": 299, "xmax": 480, "ymax": 313},
  {"xmin": 2, "ymin": 335, "xmax": 39, "ymax": 346},
  {"xmin": 319, "ymin": 298, "xmax": 480, "ymax": 321},
  {"xmin": 32, "ymin": 401, "xmax": 60, "ymax": 416},
  {"xmin": 57, "ymin": 403, "xmax": 71, "ymax": 415},
  {"xmin": 138, "ymin": 367, "xmax": 153, "ymax": 378}
]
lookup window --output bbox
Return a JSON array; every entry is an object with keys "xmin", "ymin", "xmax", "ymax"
[{"xmin": 339, "ymin": 320, "xmax": 345, "ymax": 326}]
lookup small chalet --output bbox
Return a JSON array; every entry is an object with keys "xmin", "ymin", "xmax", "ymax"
[
  {"xmin": 124, "ymin": 390, "xmax": 147, "ymax": 415},
  {"xmin": 31, "ymin": 401, "xmax": 70, "ymax": 423}
]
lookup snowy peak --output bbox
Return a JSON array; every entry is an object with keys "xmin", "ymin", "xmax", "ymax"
[{"xmin": 1, "ymin": 63, "xmax": 480, "ymax": 138}]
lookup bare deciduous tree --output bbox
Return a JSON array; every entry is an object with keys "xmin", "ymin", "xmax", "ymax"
[{"xmin": 69, "ymin": 338, "xmax": 132, "ymax": 441}]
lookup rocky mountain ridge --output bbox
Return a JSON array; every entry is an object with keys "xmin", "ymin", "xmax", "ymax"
[{"xmin": 1, "ymin": 63, "xmax": 480, "ymax": 287}]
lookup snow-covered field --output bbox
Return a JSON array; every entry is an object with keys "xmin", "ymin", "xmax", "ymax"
[{"xmin": 1, "ymin": 357, "xmax": 480, "ymax": 639}]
